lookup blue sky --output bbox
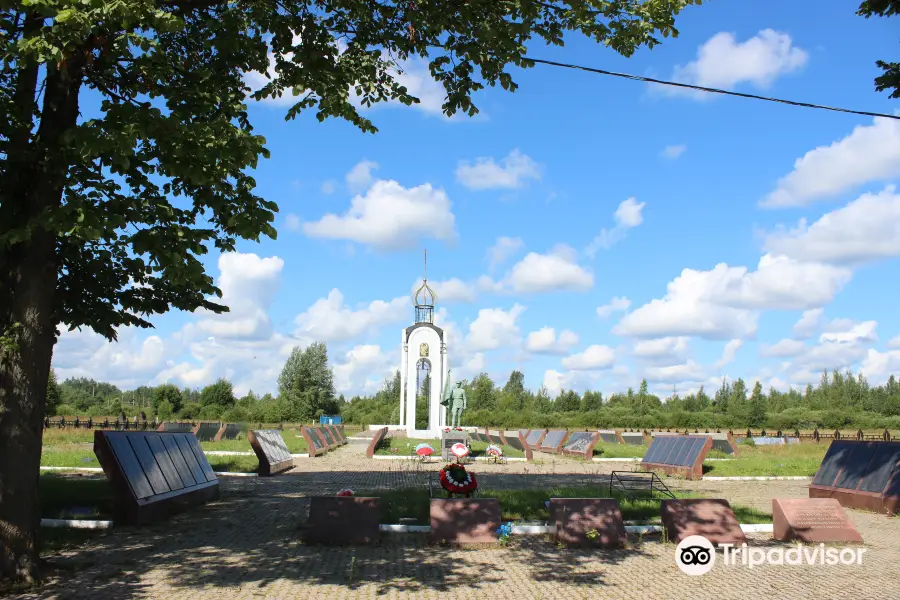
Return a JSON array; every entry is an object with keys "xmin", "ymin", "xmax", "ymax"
[{"xmin": 53, "ymin": 0, "xmax": 900, "ymax": 399}]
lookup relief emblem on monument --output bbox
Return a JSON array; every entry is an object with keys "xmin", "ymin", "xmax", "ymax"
[{"xmin": 419, "ymin": 343, "xmax": 429, "ymax": 357}]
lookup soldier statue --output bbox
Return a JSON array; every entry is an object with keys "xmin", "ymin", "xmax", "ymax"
[{"xmin": 443, "ymin": 381, "xmax": 467, "ymax": 428}]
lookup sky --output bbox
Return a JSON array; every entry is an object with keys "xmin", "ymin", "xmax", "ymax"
[{"xmin": 52, "ymin": 0, "xmax": 900, "ymax": 400}]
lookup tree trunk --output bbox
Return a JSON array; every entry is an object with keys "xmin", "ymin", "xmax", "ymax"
[{"xmin": 0, "ymin": 49, "xmax": 84, "ymax": 582}]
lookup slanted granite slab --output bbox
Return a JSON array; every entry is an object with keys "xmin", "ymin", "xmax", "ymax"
[
  {"xmin": 429, "ymin": 498, "xmax": 501, "ymax": 545},
  {"xmin": 302, "ymin": 426, "xmax": 327, "ymax": 457},
  {"xmin": 304, "ymin": 497, "xmax": 380, "ymax": 545},
  {"xmin": 660, "ymin": 498, "xmax": 747, "ymax": 546},
  {"xmin": 773, "ymin": 498, "xmax": 863, "ymax": 543},
  {"xmin": 549, "ymin": 498, "xmax": 627, "ymax": 548},
  {"xmin": 561, "ymin": 431, "xmax": 601, "ymax": 460}
]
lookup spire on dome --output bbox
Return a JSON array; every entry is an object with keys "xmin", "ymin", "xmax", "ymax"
[{"xmin": 413, "ymin": 249, "xmax": 436, "ymax": 324}]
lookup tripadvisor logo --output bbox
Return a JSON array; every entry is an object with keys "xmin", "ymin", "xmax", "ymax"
[{"xmin": 676, "ymin": 535, "xmax": 868, "ymax": 575}]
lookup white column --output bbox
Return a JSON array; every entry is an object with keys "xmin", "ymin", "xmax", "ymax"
[
  {"xmin": 439, "ymin": 344, "xmax": 447, "ymax": 428},
  {"xmin": 399, "ymin": 335, "xmax": 407, "ymax": 426},
  {"xmin": 405, "ymin": 356, "xmax": 417, "ymax": 434}
]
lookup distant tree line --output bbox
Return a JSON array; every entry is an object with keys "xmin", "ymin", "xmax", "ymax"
[{"xmin": 49, "ymin": 341, "xmax": 900, "ymax": 430}]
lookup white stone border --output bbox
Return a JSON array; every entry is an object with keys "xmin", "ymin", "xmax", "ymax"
[
  {"xmin": 40, "ymin": 466, "xmax": 103, "ymax": 472},
  {"xmin": 41, "ymin": 519, "xmax": 112, "ymax": 529},
  {"xmin": 371, "ymin": 455, "xmax": 527, "ymax": 462},
  {"xmin": 592, "ymin": 457, "xmax": 641, "ymax": 462},
  {"xmin": 378, "ymin": 523, "xmax": 774, "ymax": 534},
  {"xmin": 702, "ymin": 476, "xmax": 811, "ymax": 481}
]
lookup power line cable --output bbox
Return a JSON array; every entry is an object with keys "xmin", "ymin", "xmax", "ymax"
[{"xmin": 523, "ymin": 57, "xmax": 900, "ymax": 121}]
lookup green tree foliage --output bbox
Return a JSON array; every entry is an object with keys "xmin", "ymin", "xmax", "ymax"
[
  {"xmin": 857, "ymin": 0, "xmax": 900, "ymax": 98},
  {"xmin": 556, "ymin": 389, "xmax": 581, "ymax": 412},
  {"xmin": 156, "ymin": 399, "xmax": 174, "ymax": 421},
  {"xmin": 152, "ymin": 383, "xmax": 183, "ymax": 416},
  {"xmin": 200, "ymin": 378, "xmax": 236, "ymax": 408},
  {"xmin": 277, "ymin": 342, "xmax": 337, "ymax": 422},
  {"xmin": 45, "ymin": 370, "xmax": 61, "ymax": 415},
  {"xmin": 1, "ymin": 0, "xmax": 702, "ymax": 579},
  {"xmin": 747, "ymin": 381, "xmax": 766, "ymax": 427}
]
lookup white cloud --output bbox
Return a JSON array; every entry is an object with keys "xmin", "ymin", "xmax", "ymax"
[
  {"xmin": 793, "ymin": 308, "xmax": 823, "ymax": 338},
  {"xmin": 763, "ymin": 187, "xmax": 900, "ymax": 264},
  {"xmin": 759, "ymin": 338, "xmax": 806, "ymax": 358},
  {"xmin": 455, "ymin": 149, "xmax": 542, "ymax": 190},
  {"xmin": 490, "ymin": 245, "xmax": 594, "ymax": 294},
  {"xmin": 293, "ymin": 289, "xmax": 407, "ymax": 343},
  {"xmin": 585, "ymin": 197, "xmax": 646, "ymax": 257},
  {"xmin": 346, "ymin": 160, "xmax": 379, "ymax": 192},
  {"xmin": 762, "ymin": 116, "xmax": 900, "ymax": 208},
  {"xmin": 597, "ymin": 296, "xmax": 631, "ymax": 319},
  {"xmin": 410, "ymin": 278, "xmax": 476, "ymax": 303},
  {"xmin": 561, "ymin": 345, "xmax": 616, "ymax": 371},
  {"xmin": 860, "ymin": 349, "xmax": 900, "ymax": 385},
  {"xmin": 614, "ymin": 254, "xmax": 850, "ymax": 340},
  {"xmin": 54, "ymin": 327, "xmax": 168, "ymax": 389},
  {"xmin": 302, "ymin": 179, "xmax": 457, "ymax": 250},
  {"xmin": 486, "ymin": 236, "xmax": 524, "ymax": 270},
  {"xmin": 524, "ymin": 327, "xmax": 580, "ymax": 355},
  {"xmin": 643, "ymin": 361, "xmax": 706, "ymax": 384},
  {"xmin": 662, "ymin": 29, "xmax": 807, "ymax": 99},
  {"xmin": 819, "ymin": 320, "xmax": 878, "ymax": 345},
  {"xmin": 632, "ymin": 337, "xmax": 690, "ymax": 362},
  {"xmin": 332, "ymin": 344, "xmax": 393, "ymax": 395},
  {"xmin": 465, "ymin": 304, "xmax": 526, "ymax": 352},
  {"xmin": 284, "ymin": 213, "xmax": 301, "ymax": 232},
  {"xmin": 194, "ymin": 253, "xmax": 284, "ymax": 341},
  {"xmin": 714, "ymin": 339, "xmax": 744, "ymax": 369},
  {"xmin": 661, "ymin": 145, "xmax": 686, "ymax": 159},
  {"xmin": 889, "ymin": 336, "xmax": 900, "ymax": 349}
]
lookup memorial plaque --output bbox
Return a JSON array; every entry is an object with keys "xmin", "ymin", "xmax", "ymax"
[
  {"xmin": 660, "ymin": 499, "xmax": 747, "ymax": 545},
  {"xmin": 540, "ymin": 429, "xmax": 569, "ymax": 454},
  {"xmin": 214, "ymin": 423, "xmax": 241, "ymax": 441},
  {"xmin": 328, "ymin": 425, "xmax": 345, "ymax": 444},
  {"xmin": 319, "ymin": 426, "xmax": 336, "ymax": 447},
  {"xmin": 487, "ymin": 430, "xmax": 506, "ymax": 446},
  {"xmin": 192, "ymin": 421, "xmax": 221, "ymax": 442},
  {"xmin": 641, "ymin": 435, "xmax": 711, "ymax": 480},
  {"xmin": 620, "ymin": 431, "xmax": 645, "ymax": 445},
  {"xmin": 709, "ymin": 432, "xmax": 739, "ymax": 455},
  {"xmin": 305, "ymin": 497, "xmax": 380, "ymax": 545},
  {"xmin": 549, "ymin": 498, "xmax": 627, "ymax": 548},
  {"xmin": 365, "ymin": 427, "xmax": 388, "ymax": 458},
  {"xmin": 525, "ymin": 429, "xmax": 546, "ymax": 450},
  {"xmin": 503, "ymin": 430, "xmax": 534, "ymax": 460},
  {"xmin": 773, "ymin": 498, "xmax": 863, "ymax": 543},
  {"xmin": 157, "ymin": 422, "xmax": 193, "ymax": 433},
  {"xmin": 442, "ymin": 430, "xmax": 468, "ymax": 461},
  {"xmin": 810, "ymin": 440, "xmax": 900, "ymax": 514},
  {"xmin": 561, "ymin": 431, "xmax": 601, "ymax": 460},
  {"xmin": 248, "ymin": 430, "xmax": 294, "ymax": 475},
  {"xmin": 93, "ymin": 430, "xmax": 219, "ymax": 525},
  {"xmin": 429, "ymin": 498, "xmax": 501, "ymax": 545},
  {"xmin": 597, "ymin": 430, "xmax": 622, "ymax": 444},
  {"xmin": 302, "ymin": 426, "xmax": 327, "ymax": 457}
]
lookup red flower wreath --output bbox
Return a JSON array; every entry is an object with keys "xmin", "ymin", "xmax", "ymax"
[{"xmin": 439, "ymin": 463, "xmax": 478, "ymax": 495}]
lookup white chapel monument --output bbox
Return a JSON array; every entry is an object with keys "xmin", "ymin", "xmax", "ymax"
[{"xmin": 398, "ymin": 251, "xmax": 449, "ymax": 438}]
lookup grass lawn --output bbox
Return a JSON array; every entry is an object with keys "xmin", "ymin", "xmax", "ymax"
[
  {"xmin": 701, "ymin": 443, "xmax": 826, "ymax": 477},
  {"xmin": 588, "ymin": 442, "xmax": 647, "ymax": 459},
  {"xmin": 358, "ymin": 486, "xmax": 772, "ymax": 526},
  {"xmin": 40, "ymin": 474, "xmax": 114, "ymax": 520}
]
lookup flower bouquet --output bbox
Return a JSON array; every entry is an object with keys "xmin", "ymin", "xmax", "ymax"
[
  {"xmin": 486, "ymin": 444, "xmax": 504, "ymax": 464},
  {"xmin": 336, "ymin": 489, "xmax": 354, "ymax": 497},
  {"xmin": 439, "ymin": 463, "xmax": 478, "ymax": 496}
]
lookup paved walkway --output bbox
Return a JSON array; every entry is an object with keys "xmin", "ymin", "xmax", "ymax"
[{"xmin": 17, "ymin": 449, "xmax": 900, "ymax": 599}]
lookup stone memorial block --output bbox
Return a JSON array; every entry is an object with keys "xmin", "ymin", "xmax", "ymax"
[
  {"xmin": 540, "ymin": 429, "xmax": 569, "ymax": 454},
  {"xmin": 773, "ymin": 498, "xmax": 863, "ymax": 543},
  {"xmin": 328, "ymin": 425, "xmax": 346, "ymax": 444},
  {"xmin": 809, "ymin": 440, "xmax": 900, "ymax": 514},
  {"xmin": 561, "ymin": 431, "xmax": 601, "ymax": 460},
  {"xmin": 442, "ymin": 430, "xmax": 469, "ymax": 461},
  {"xmin": 503, "ymin": 430, "xmax": 534, "ymax": 460},
  {"xmin": 620, "ymin": 431, "xmax": 646, "ymax": 445},
  {"xmin": 192, "ymin": 421, "xmax": 221, "ymax": 442},
  {"xmin": 525, "ymin": 429, "xmax": 547, "ymax": 450},
  {"xmin": 597, "ymin": 429, "xmax": 623, "ymax": 444},
  {"xmin": 302, "ymin": 426, "xmax": 327, "ymax": 457},
  {"xmin": 660, "ymin": 499, "xmax": 747, "ymax": 545},
  {"xmin": 365, "ymin": 427, "xmax": 388, "ymax": 458},
  {"xmin": 93, "ymin": 430, "xmax": 219, "ymax": 525},
  {"xmin": 640, "ymin": 435, "xmax": 712, "ymax": 481},
  {"xmin": 486, "ymin": 430, "xmax": 506, "ymax": 446},
  {"xmin": 470, "ymin": 429, "xmax": 488, "ymax": 443},
  {"xmin": 549, "ymin": 498, "xmax": 627, "ymax": 548},
  {"xmin": 429, "ymin": 498, "xmax": 501, "ymax": 545},
  {"xmin": 318, "ymin": 426, "xmax": 336, "ymax": 448},
  {"xmin": 248, "ymin": 430, "xmax": 294, "ymax": 476},
  {"xmin": 156, "ymin": 422, "xmax": 193, "ymax": 433},
  {"xmin": 304, "ymin": 497, "xmax": 381, "ymax": 545},
  {"xmin": 709, "ymin": 432, "xmax": 739, "ymax": 456},
  {"xmin": 214, "ymin": 423, "xmax": 241, "ymax": 441}
]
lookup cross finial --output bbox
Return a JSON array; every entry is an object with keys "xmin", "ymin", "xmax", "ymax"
[{"xmin": 423, "ymin": 249, "xmax": 427, "ymax": 282}]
